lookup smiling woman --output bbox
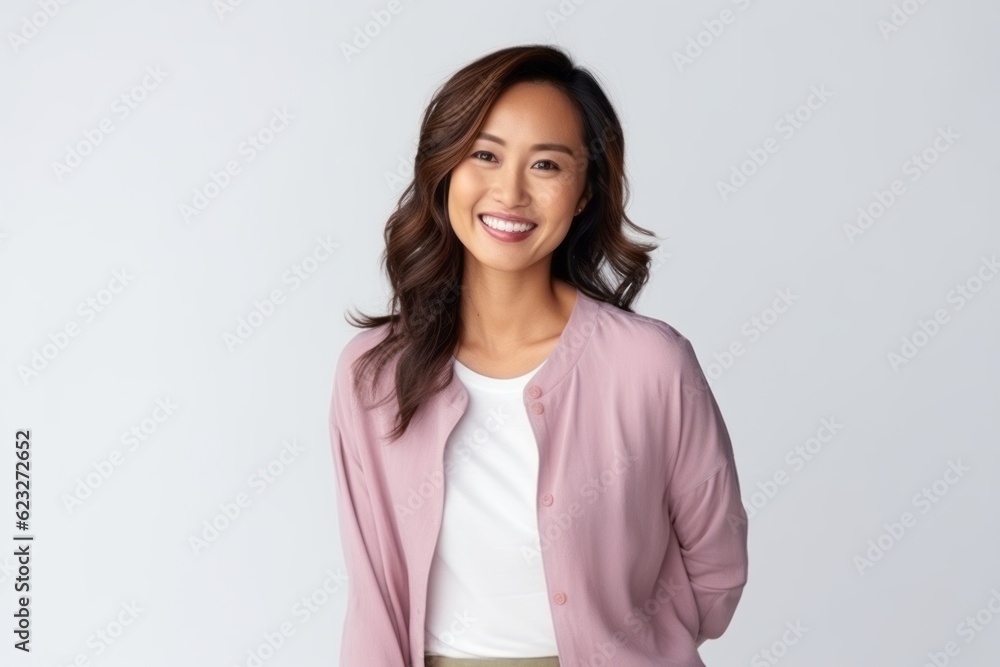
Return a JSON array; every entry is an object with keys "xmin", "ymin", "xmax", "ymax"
[
  {"xmin": 448, "ymin": 82, "xmax": 588, "ymax": 269},
  {"xmin": 347, "ymin": 43, "xmax": 659, "ymax": 406},
  {"xmin": 329, "ymin": 44, "xmax": 749, "ymax": 667}
]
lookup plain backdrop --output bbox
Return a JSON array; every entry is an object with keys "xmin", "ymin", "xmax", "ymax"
[{"xmin": 1, "ymin": 1, "xmax": 999, "ymax": 665}]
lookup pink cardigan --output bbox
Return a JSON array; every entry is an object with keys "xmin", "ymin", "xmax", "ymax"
[{"xmin": 328, "ymin": 289, "xmax": 749, "ymax": 666}]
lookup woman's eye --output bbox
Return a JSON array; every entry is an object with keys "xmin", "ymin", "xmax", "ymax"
[{"xmin": 470, "ymin": 152, "xmax": 559, "ymax": 171}]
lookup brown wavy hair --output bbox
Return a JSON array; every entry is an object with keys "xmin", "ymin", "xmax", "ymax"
[{"xmin": 345, "ymin": 43, "xmax": 660, "ymax": 442}]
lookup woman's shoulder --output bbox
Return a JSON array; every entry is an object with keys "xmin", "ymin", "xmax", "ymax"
[
  {"xmin": 592, "ymin": 300, "xmax": 703, "ymax": 376},
  {"xmin": 338, "ymin": 322, "xmax": 392, "ymax": 365},
  {"xmin": 332, "ymin": 323, "xmax": 395, "ymax": 397},
  {"xmin": 593, "ymin": 306, "xmax": 714, "ymax": 400}
]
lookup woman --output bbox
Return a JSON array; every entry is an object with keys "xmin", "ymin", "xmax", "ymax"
[{"xmin": 329, "ymin": 44, "xmax": 749, "ymax": 667}]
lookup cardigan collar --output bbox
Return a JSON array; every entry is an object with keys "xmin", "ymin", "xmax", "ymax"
[{"xmin": 440, "ymin": 287, "xmax": 602, "ymax": 410}]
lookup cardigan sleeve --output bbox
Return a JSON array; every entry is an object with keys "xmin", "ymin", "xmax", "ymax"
[
  {"xmin": 665, "ymin": 336, "xmax": 750, "ymax": 643},
  {"xmin": 329, "ymin": 351, "xmax": 407, "ymax": 666}
]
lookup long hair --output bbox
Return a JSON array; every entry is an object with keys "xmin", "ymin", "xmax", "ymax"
[{"xmin": 345, "ymin": 43, "xmax": 660, "ymax": 442}]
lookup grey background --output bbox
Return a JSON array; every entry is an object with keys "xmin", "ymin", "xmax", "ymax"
[{"xmin": 1, "ymin": 0, "xmax": 998, "ymax": 665}]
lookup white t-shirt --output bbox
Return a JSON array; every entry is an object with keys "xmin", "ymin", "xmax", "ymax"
[{"xmin": 424, "ymin": 355, "xmax": 559, "ymax": 658}]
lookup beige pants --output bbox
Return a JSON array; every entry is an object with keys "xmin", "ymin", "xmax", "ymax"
[{"xmin": 424, "ymin": 656, "xmax": 559, "ymax": 667}]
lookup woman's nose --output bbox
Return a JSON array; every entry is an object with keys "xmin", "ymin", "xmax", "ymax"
[{"xmin": 491, "ymin": 165, "xmax": 530, "ymax": 207}]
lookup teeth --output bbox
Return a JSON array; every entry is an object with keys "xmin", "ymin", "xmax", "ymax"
[{"xmin": 480, "ymin": 215, "xmax": 536, "ymax": 233}]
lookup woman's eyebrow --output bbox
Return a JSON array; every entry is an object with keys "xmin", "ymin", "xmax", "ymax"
[{"xmin": 476, "ymin": 131, "xmax": 576, "ymax": 157}]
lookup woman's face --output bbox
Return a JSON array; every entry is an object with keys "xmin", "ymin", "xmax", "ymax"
[{"xmin": 447, "ymin": 81, "xmax": 590, "ymax": 279}]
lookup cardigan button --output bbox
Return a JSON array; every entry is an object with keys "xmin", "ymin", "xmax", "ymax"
[
  {"xmin": 530, "ymin": 402, "xmax": 544, "ymax": 415},
  {"xmin": 541, "ymin": 493, "xmax": 553, "ymax": 506},
  {"xmin": 528, "ymin": 386, "xmax": 542, "ymax": 399},
  {"xmin": 553, "ymin": 592, "xmax": 566, "ymax": 605}
]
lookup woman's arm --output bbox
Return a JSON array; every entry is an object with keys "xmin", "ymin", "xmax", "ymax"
[
  {"xmin": 669, "ymin": 460, "xmax": 748, "ymax": 641},
  {"xmin": 666, "ymin": 337, "xmax": 750, "ymax": 643},
  {"xmin": 329, "ymin": 354, "xmax": 408, "ymax": 666}
]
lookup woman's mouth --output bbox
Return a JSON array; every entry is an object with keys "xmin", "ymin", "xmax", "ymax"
[{"xmin": 478, "ymin": 214, "xmax": 537, "ymax": 243}]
